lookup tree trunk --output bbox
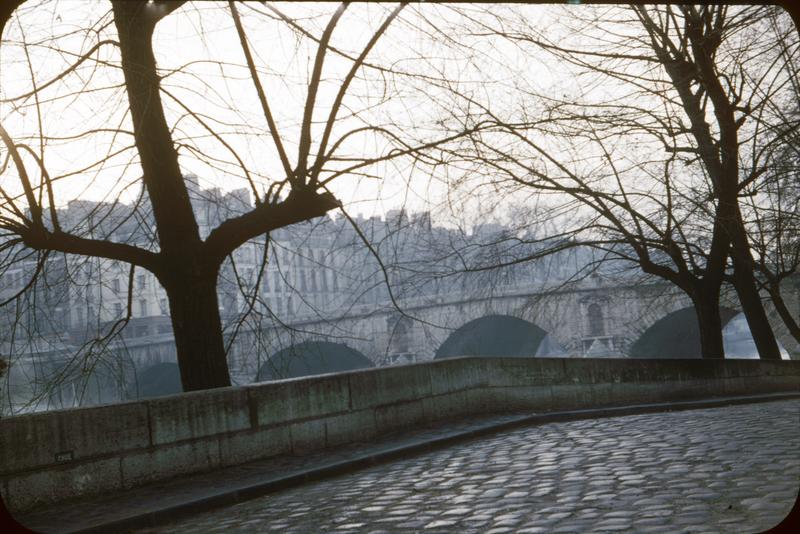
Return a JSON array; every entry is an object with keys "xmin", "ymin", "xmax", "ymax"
[
  {"xmin": 691, "ymin": 211, "xmax": 729, "ymax": 359},
  {"xmin": 164, "ymin": 269, "xmax": 231, "ymax": 391},
  {"xmin": 657, "ymin": 5, "xmax": 782, "ymax": 360},
  {"xmin": 693, "ymin": 290, "xmax": 726, "ymax": 359},
  {"xmin": 767, "ymin": 285, "xmax": 800, "ymax": 345},
  {"xmin": 113, "ymin": 1, "xmax": 232, "ymax": 391},
  {"xmin": 726, "ymin": 206, "xmax": 782, "ymax": 360},
  {"xmin": 731, "ymin": 266, "xmax": 781, "ymax": 360},
  {"xmin": 112, "ymin": 1, "xmax": 201, "ymax": 255}
]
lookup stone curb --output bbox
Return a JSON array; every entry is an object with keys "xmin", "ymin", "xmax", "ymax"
[{"xmin": 42, "ymin": 391, "xmax": 800, "ymax": 533}]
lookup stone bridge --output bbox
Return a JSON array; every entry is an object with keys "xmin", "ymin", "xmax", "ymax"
[
  {"xmin": 5, "ymin": 275, "xmax": 797, "ymax": 409},
  {"xmin": 224, "ymin": 275, "xmax": 799, "ymax": 384}
]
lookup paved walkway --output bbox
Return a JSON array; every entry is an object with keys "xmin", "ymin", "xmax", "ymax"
[
  {"xmin": 142, "ymin": 399, "xmax": 799, "ymax": 534},
  {"xmin": 13, "ymin": 395, "xmax": 799, "ymax": 534}
]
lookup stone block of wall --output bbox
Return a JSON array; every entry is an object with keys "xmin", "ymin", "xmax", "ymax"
[
  {"xmin": 0, "ymin": 402, "xmax": 148, "ymax": 475},
  {"xmin": 121, "ymin": 437, "xmax": 220, "ymax": 489},
  {"xmin": 325, "ymin": 410, "xmax": 376, "ymax": 447},
  {"xmin": 249, "ymin": 374, "xmax": 350, "ymax": 427},
  {"xmin": 374, "ymin": 399, "xmax": 427, "ymax": 433},
  {"xmin": 422, "ymin": 390, "xmax": 470, "ymax": 421},
  {"xmin": 147, "ymin": 388, "xmax": 250, "ymax": 446},
  {"xmin": 218, "ymin": 426, "xmax": 292, "ymax": 467},
  {"xmin": 482, "ymin": 357, "xmax": 567, "ymax": 387},
  {"xmin": 487, "ymin": 385, "xmax": 553, "ymax": 412},
  {"xmin": 289, "ymin": 418, "xmax": 327, "ymax": 454},
  {"xmin": 427, "ymin": 358, "xmax": 487, "ymax": 395},
  {"xmin": 4, "ymin": 457, "xmax": 121, "ymax": 513},
  {"xmin": 349, "ymin": 364, "xmax": 432, "ymax": 410}
]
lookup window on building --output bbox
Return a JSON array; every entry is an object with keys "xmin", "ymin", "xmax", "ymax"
[
  {"xmin": 159, "ymin": 298, "xmax": 168, "ymax": 314},
  {"xmin": 393, "ymin": 317, "xmax": 412, "ymax": 353},
  {"xmin": 588, "ymin": 303, "xmax": 604, "ymax": 336},
  {"xmin": 321, "ymin": 269, "xmax": 329, "ymax": 291},
  {"xmin": 114, "ymin": 302, "xmax": 123, "ymax": 317},
  {"xmin": 112, "ymin": 278, "xmax": 121, "ymax": 293},
  {"xmin": 140, "ymin": 299, "xmax": 148, "ymax": 317},
  {"xmin": 137, "ymin": 274, "xmax": 146, "ymax": 290}
]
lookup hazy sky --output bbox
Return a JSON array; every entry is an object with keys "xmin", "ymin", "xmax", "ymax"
[
  {"xmin": 1, "ymin": 2, "xmax": 795, "ymax": 230},
  {"xmin": 0, "ymin": 2, "xmax": 578, "ymax": 225}
]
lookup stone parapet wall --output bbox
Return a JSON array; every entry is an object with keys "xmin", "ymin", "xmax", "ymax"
[{"xmin": 1, "ymin": 357, "xmax": 798, "ymax": 513}]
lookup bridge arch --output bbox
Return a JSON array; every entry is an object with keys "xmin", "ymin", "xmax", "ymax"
[
  {"xmin": 631, "ymin": 305, "xmax": 793, "ymax": 359},
  {"xmin": 628, "ymin": 305, "xmax": 794, "ymax": 359},
  {"xmin": 434, "ymin": 314, "xmax": 564, "ymax": 359},
  {"xmin": 130, "ymin": 362, "xmax": 182, "ymax": 398},
  {"xmin": 630, "ymin": 306, "xmax": 738, "ymax": 358},
  {"xmin": 255, "ymin": 341, "xmax": 374, "ymax": 381}
]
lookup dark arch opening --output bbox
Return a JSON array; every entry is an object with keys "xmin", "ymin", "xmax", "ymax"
[
  {"xmin": 131, "ymin": 362, "xmax": 182, "ymax": 398},
  {"xmin": 256, "ymin": 341, "xmax": 374, "ymax": 381},
  {"xmin": 630, "ymin": 306, "xmax": 738, "ymax": 358},
  {"xmin": 434, "ymin": 315, "xmax": 548, "ymax": 359}
]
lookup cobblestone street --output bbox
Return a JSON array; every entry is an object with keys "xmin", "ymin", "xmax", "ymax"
[{"xmin": 142, "ymin": 400, "xmax": 800, "ymax": 533}]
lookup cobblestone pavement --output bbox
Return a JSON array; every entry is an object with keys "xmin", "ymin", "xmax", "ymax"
[{"xmin": 143, "ymin": 400, "xmax": 800, "ymax": 534}]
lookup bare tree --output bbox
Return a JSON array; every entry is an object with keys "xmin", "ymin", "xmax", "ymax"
[
  {"xmin": 742, "ymin": 9, "xmax": 800, "ymax": 347},
  {"xmin": 746, "ymin": 95, "xmax": 800, "ymax": 345},
  {"xmin": 433, "ymin": 4, "xmax": 797, "ymax": 358},
  {"xmin": 1, "ymin": 1, "xmax": 483, "ymax": 392}
]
